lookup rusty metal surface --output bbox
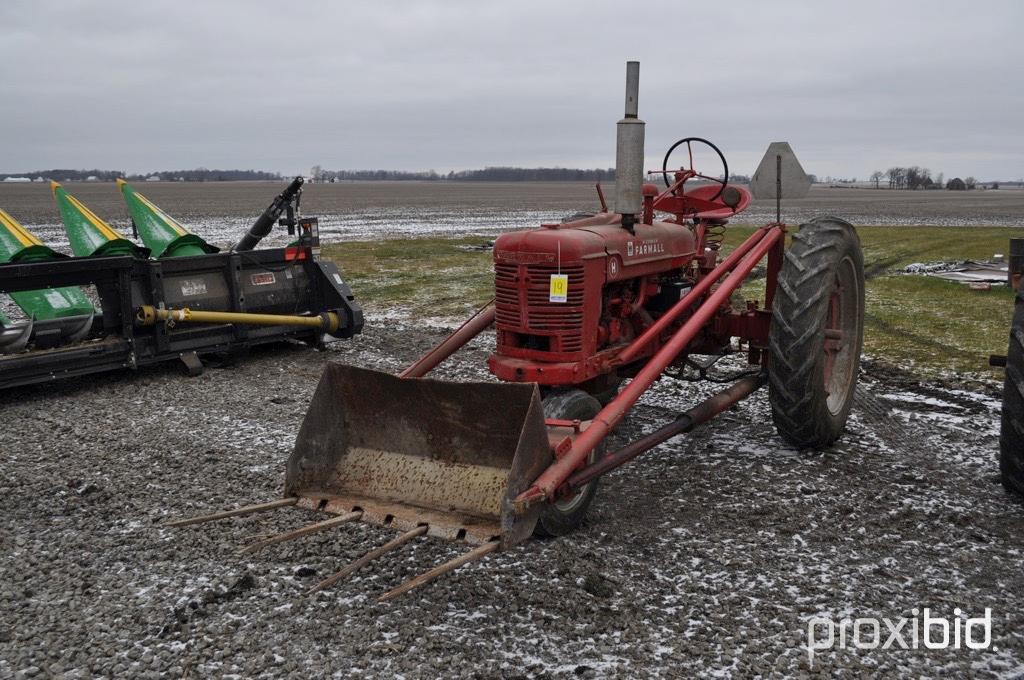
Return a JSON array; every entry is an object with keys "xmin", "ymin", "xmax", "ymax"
[
  {"xmin": 563, "ymin": 373, "xmax": 766, "ymax": 491},
  {"xmin": 499, "ymin": 391, "xmax": 549, "ymax": 547},
  {"xmin": 399, "ymin": 302, "xmax": 495, "ymax": 378},
  {"xmin": 378, "ymin": 540, "xmax": 500, "ymax": 602},
  {"xmin": 240, "ymin": 511, "xmax": 362, "ymax": 554},
  {"xmin": 165, "ymin": 497, "xmax": 298, "ymax": 528},
  {"xmin": 334, "ymin": 448, "xmax": 509, "ymax": 518},
  {"xmin": 287, "ymin": 364, "xmax": 549, "ymax": 547},
  {"xmin": 307, "ymin": 525, "xmax": 429, "ymax": 595},
  {"xmin": 296, "ymin": 493, "xmax": 502, "ymax": 545}
]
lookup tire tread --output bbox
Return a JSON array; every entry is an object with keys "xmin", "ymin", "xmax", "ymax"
[
  {"xmin": 768, "ymin": 217, "xmax": 865, "ymax": 448},
  {"xmin": 999, "ymin": 290, "xmax": 1024, "ymax": 496}
]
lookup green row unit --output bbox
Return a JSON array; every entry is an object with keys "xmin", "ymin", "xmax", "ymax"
[
  {"xmin": 52, "ymin": 182, "xmax": 148, "ymax": 258},
  {"xmin": 0, "ymin": 209, "xmax": 94, "ymax": 321},
  {"xmin": 0, "ymin": 175, "xmax": 363, "ymax": 386},
  {"xmin": 1, "ymin": 181, "xmax": 219, "ymax": 325},
  {"xmin": 115, "ymin": 179, "xmax": 217, "ymax": 258}
]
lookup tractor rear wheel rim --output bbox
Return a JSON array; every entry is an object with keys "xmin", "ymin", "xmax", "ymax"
[{"xmin": 824, "ymin": 255, "xmax": 858, "ymax": 415}]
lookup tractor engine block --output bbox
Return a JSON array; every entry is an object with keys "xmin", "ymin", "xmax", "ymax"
[{"xmin": 488, "ymin": 213, "xmax": 699, "ymax": 387}]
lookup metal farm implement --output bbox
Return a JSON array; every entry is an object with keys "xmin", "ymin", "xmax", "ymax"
[
  {"xmin": 170, "ymin": 62, "xmax": 866, "ymax": 601},
  {"xmin": 0, "ymin": 177, "xmax": 362, "ymax": 387}
]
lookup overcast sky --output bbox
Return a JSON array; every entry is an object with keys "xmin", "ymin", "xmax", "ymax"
[{"xmin": 1, "ymin": 1, "xmax": 1021, "ymax": 180}]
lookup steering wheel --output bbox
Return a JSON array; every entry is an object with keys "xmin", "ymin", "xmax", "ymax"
[{"xmin": 661, "ymin": 137, "xmax": 729, "ymax": 202}]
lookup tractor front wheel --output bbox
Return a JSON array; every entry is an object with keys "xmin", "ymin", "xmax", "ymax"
[
  {"xmin": 999, "ymin": 288, "xmax": 1024, "ymax": 498},
  {"xmin": 535, "ymin": 389, "xmax": 604, "ymax": 537},
  {"xmin": 768, "ymin": 217, "xmax": 865, "ymax": 448}
]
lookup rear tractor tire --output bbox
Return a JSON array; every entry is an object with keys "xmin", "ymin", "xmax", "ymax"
[
  {"xmin": 768, "ymin": 217, "xmax": 865, "ymax": 448},
  {"xmin": 999, "ymin": 288, "xmax": 1024, "ymax": 498},
  {"xmin": 534, "ymin": 389, "xmax": 605, "ymax": 537}
]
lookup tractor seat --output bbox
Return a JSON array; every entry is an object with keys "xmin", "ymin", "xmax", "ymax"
[{"xmin": 687, "ymin": 183, "xmax": 753, "ymax": 220}]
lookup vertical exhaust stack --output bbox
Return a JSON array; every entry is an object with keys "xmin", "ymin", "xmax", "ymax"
[{"xmin": 613, "ymin": 61, "xmax": 645, "ymax": 232}]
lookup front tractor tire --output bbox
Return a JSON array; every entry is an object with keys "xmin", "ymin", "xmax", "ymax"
[
  {"xmin": 999, "ymin": 289, "xmax": 1024, "ymax": 498},
  {"xmin": 534, "ymin": 389, "xmax": 605, "ymax": 537},
  {"xmin": 768, "ymin": 217, "xmax": 865, "ymax": 448}
]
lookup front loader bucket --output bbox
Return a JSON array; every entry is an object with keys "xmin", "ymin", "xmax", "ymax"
[{"xmin": 286, "ymin": 364, "xmax": 551, "ymax": 548}]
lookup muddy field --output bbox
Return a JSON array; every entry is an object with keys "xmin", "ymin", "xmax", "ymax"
[
  {"xmin": 1, "ymin": 311, "xmax": 1023, "ymax": 678},
  {"xmin": 2, "ymin": 182, "xmax": 1024, "ymax": 252}
]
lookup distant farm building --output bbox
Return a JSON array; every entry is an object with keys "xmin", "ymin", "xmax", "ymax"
[
  {"xmin": 947, "ymin": 177, "xmax": 966, "ymax": 191},
  {"xmin": 2, "ymin": 177, "xmax": 31, "ymax": 183}
]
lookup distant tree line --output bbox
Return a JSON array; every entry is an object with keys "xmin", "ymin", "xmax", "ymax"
[
  {"xmin": 449, "ymin": 167, "xmax": 616, "ymax": 182},
  {"xmin": 313, "ymin": 167, "xmax": 617, "ymax": 182},
  {"xmin": 0, "ymin": 168, "xmax": 283, "ymax": 182},
  {"xmin": 126, "ymin": 169, "xmax": 283, "ymax": 182},
  {"xmin": 315, "ymin": 168, "xmax": 443, "ymax": 181},
  {"xmin": 868, "ymin": 167, "xmax": 982, "ymax": 191},
  {"xmin": 0, "ymin": 169, "xmax": 125, "ymax": 182},
  {"xmin": 886, "ymin": 167, "xmax": 936, "ymax": 190}
]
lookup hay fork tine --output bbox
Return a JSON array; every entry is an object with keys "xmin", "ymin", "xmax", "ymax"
[
  {"xmin": 240, "ymin": 511, "xmax": 362, "ymax": 555},
  {"xmin": 306, "ymin": 525, "xmax": 428, "ymax": 595},
  {"xmin": 164, "ymin": 497, "xmax": 298, "ymax": 528},
  {"xmin": 377, "ymin": 540, "xmax": 499, "ymax": 602}
]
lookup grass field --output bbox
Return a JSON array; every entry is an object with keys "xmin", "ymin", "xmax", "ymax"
[{"xmin": 322, "ymin": 225, "xmax": 1020, "ymax": 379}]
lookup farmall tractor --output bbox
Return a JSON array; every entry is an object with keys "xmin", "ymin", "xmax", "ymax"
[{"xmin": 172, "ymin": 62, "xmax": 867, "ymax": 600}]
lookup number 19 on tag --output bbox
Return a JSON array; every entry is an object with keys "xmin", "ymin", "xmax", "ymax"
[{"xmin": 549, "ymin": 274, "xmax": 568, "ymax": 303}]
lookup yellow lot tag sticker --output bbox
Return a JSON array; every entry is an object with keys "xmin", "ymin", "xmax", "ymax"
[{"xmin": 549, "ymin": 274, "xmax": 568, "ymax": 303}]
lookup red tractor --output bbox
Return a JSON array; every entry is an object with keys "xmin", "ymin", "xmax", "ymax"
[{"xmin": 173, "ymin": 62, "xmax": 867, "ymax": 601}]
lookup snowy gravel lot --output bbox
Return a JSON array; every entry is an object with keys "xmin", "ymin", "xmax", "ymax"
[{"xmin": 2, "ymin": 311, "xmax": 1023, "ymax": 678}]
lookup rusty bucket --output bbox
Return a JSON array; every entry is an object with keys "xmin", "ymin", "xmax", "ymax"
[{"xmin": 285, "ymin": 363, "xmax": 551, "ymax": 548}]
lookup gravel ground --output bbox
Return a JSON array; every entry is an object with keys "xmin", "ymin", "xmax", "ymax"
[{"xmin": 2, "ymin": 312, "xmax": 1024, "ymax": 678}]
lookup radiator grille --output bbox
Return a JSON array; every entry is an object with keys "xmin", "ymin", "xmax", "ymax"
[{"xmin": 494, "ymin": 263, "xmax": 585, "ymax": 352}]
